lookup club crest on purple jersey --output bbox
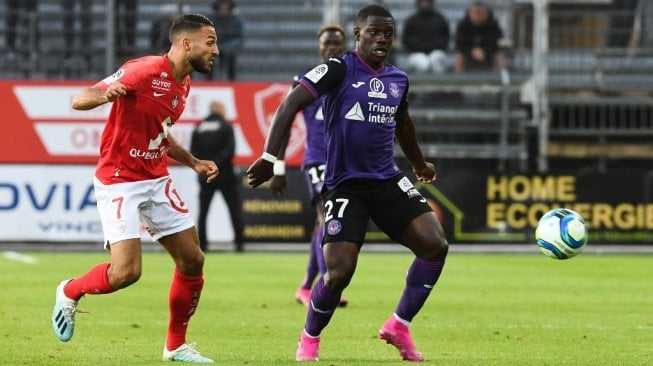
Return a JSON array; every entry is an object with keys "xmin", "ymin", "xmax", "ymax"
[{"xmin": 389, "ymin": 83, "xmax": 400, "ymax": 98}]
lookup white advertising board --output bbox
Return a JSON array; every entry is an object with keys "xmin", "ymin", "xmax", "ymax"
[{"xmin": 0, "ymin": 165, "xmax": 233, "ymax": 243}]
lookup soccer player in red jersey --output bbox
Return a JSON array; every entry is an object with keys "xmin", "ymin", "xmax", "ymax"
[{"xmin": 51, "ymin": 14, "xmax": 219, "ymax": 363}]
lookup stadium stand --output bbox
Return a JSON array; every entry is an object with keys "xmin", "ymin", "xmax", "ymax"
[{"xmin": 1, "ymin": 0, "xmax": 651, "ymax": 172}]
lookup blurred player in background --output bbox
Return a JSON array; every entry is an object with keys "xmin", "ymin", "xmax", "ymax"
[
  {"xmin": 51, "ymin": 14, "xmax": 219, "ymax": 363},
  {"xmin": 247, "ymin": 4, "xmax": 449, "ymax": 362},
  {"xmin": 268, "ymin": 24, "xmax": 349, "ymax": 308}
]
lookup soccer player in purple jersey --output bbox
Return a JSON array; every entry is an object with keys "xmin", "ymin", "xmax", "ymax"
[
  {"xmin": 247, "ymin": 4, "xmax": 448, "ymax": 362},
  {"xmin": 268, "ymin": 24, "xmax": 349, "ymax": 308}
]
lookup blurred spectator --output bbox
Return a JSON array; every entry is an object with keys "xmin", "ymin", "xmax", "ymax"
[
  {"xmin": 607, "ymin": 0, "xmax": 639, "ymax": 47},
  {"xmin": 208, "ymin": 0, "xmax": 245, "ymax": 81},
  {"xmin": 150, "ymin": 3, "xmax": 184, "ymax": 54},
  {"xmin": 402, "ymin": 0, "xmax": 450, "ymax": 73},
  {"xmin": 115, "ymin": 0, "xmax": 138, "ymax": 56},
  {"xmin": 632, "ymin": 0, "xmax": 653, "ymax": 48},
  {"xmin": 454, "ymin": 1, "xmax": 503, "ymax": 73},
  {"xmin": 190, "ymin": 100, "xmax": 245, "ymax": 252},
  {"xmin": 62, "ymin": 0, "xmax": 91, "ymax": 61},
  {"xmin": 6, "ymin": 0, "xmax": 38, "ymax": 56}
]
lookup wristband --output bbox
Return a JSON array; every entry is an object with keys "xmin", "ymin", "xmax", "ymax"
[
  {"xmin": 261, "ymin": 152, "xmax": 277, "ymax": 164},
  {"xmin": 273, "ymin": 160, "xmax": 286, "ymax": 176}
]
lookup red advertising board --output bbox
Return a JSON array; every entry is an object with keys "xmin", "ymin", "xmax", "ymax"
[
  {"xmin": 0, "ymin": 81, "xmax": 306, "ymax": 166},
  {"xmin": 3, "ymin": 81, "xmax": 651, "ymax": 245}
]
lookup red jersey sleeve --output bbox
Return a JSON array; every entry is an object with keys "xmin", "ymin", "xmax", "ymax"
[{"xmin": 94, "ymin": 59, "xmax": 147, "ymax": 93}]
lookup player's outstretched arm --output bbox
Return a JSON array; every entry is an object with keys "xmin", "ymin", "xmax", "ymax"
[
  {"xmin": 247, "ymin": 85, "xmax": 314, "ymax": 187},
  {"xmin": 71, "ymin": 83, "xmax": 126, "ymax": 110},
  {"xmin": 269, "ymin": 134, "xmax": 289, "ymax": 195},
  {"xmin": 395, "ymin": 109, "xmax": 436, "ymax": 183},
  {"xmin": 169, "ymin": 135, "xmax": 219, "ymax": 183}
]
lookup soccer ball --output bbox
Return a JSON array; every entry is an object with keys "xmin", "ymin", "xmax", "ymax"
[{"xmin": 535, "ymin": 208, "xmax": 588, "ymax": 259}]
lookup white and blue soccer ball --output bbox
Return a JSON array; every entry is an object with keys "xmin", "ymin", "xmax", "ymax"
[{"xmin": 535, "ymin": 208, "xmax": 588, "ymax": 260}]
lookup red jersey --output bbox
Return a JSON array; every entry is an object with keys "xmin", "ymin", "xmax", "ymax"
[{"xmin": 94, "ymin": 55, "xmax": 190, "ymax": 184}]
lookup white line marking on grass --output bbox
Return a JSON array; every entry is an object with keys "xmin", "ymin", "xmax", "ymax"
[{"xmin": 2, "ymin": 251, "xmax": 38, "ymax": 264}]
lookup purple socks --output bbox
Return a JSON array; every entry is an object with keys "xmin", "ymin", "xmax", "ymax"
[
  {"xmin": 304, "ymin": 277, "xmax": 341, "ymax": 336},
  {"xmin": 395, "ymin": 258, "xmax": 445, "ymax": 322}
]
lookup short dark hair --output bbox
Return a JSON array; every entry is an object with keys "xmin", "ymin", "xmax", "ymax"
[
  {"xmin": 317, "ymin": 24, "xmax": 347, "ymax": 40},
  {"xmin": 355, "ymin": 4, "xmax": 394, "ymax": 24},
  {"xmin": 169, "ymin": 14, "xmax": 214, "ymax": 40}
]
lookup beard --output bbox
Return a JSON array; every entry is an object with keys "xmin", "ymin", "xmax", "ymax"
[{"xmin": 190, "ymin": 57, "xmax": 210, "ymax": 74}]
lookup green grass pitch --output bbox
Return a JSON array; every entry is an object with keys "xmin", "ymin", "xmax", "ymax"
[{"xmin": 1, "ymin": 250, "xmax": 651, "ymax": 365}]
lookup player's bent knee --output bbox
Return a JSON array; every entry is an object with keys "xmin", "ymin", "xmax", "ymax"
[
  {"xmin": 433, "ymin": 239, "xmax": 449, "ymax": 260},
  {"xmin": 420, "ymin": 237, "xmax": 449, "ymax": 262},
  {"xmin": 108, "ymin": 268, "xmax": 141, "ymax": 289},
  {"xmin": 323, "ymin": 269, "xmax": 353, "ymax": 293},
  {"xmin": 179, "ymin": 252, "xmax": 205, "ymax": 275}
]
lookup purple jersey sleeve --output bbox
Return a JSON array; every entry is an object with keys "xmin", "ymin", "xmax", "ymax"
[{"xmin": 297, "ymin": 56, "xmax": 347, "ymax": 98}]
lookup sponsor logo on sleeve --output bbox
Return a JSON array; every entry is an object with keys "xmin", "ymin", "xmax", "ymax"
[
  {"xmin": 304, "ymin": 64, "xmax": 329, "ymax": 83},
  {"xmin": 102, "ymin": 68, "xmax": 125, "ymax": 85}
]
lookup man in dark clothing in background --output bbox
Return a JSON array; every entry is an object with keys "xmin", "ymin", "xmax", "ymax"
[
  {"xmin": 191, "ymin": 100, "xmax": 245, "ymax": 252},
  {"xmin": 207, "ymin": 0, "xmax": 245, "ymax": 81},
  {"xmin": 6, "ymin": 0, "xmax": 38, "ymax": 65},
  {"xmin": 607, "ymin": 0, "xmax": 639, "ymax": 47},
  {"xmin": 114, "ymin": 0, "xmax": 138, "ymax": 57},
  {"xmin": 454, "ymin": 1, "xmax": 503, "ymax": 72},
  {"xmin": 150, "ymin": 4, "xmax": 178, "ymax": 55},
  {"xmin": 402, "ymin": 0, "xmax": 450, "ymax": 73}
]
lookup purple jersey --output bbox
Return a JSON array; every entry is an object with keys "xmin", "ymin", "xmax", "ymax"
[
  {"xmin": 298, "ymin": 52, "xmax": 409, "ymax": 190},
  {"xmin": 301, "ymin": 96, "xmax": 327, "ymax": 167}
]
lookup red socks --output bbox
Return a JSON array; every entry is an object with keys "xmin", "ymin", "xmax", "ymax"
[
  {"xmin": 166, "ymin": 268, "xmax": 204, "ymax": 351},
  {"xmin": 63, "ymin": 263, "xmax": 204, "ymax": 352},
  {"xmin": 63, "ymin": 263, "xmax": 115, "ymax": 301}
]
